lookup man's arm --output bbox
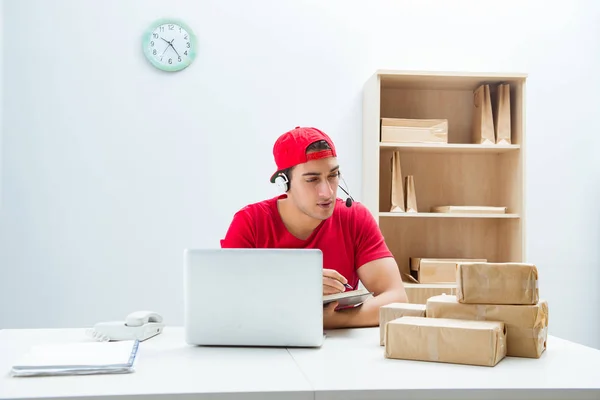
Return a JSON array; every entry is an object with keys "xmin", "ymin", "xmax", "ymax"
[
  {"xmin": 323, "ymin": 203, "xmax": 407, "ymax": 329},
  {"xmin": 323, "ymin": 256, "xmax": 407, "ymax": 329}
]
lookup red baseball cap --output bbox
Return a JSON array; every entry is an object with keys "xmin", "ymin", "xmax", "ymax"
[{"xmin": 269, "ymin": 126, "xmax": 337, "ymax": 183}]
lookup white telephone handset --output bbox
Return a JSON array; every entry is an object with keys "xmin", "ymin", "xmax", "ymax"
[{"xmin": 86, "ymin": 311, "xmax": 165, "ymax": 342}]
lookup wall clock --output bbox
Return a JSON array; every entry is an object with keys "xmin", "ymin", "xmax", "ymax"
[{"xmin": 142, "ymin": 18, "xmax": 197, "ymax": 72}]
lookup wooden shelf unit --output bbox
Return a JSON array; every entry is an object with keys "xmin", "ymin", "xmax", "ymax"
[{"xmin": 361, "ymin": 70, "xmax": 527, "ymax": 279}]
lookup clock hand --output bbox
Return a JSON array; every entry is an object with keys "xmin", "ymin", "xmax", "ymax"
[
  {"xmin": 160, "ymin": 42, "xmax": 171, "ymax": 57},
  {"xmin": 158, "ymin": 37, "xmax": 173, "ymax": 58},
  {"xmin": 168, "ymin": 42, "xmax": 181, "ymax": 58}
]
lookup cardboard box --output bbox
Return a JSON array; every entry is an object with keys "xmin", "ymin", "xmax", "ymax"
[
  {"xmin": 381, "ymin": 118, "xmax": 448, "ymax": 143},
  {"xmin": 379, "ymin": 303, "xmax": 426, "ymax": 346},
  {"xmin": 410, "ymin": 258, "xmax": 487, "ymax": 283},
  {"xmin": 426, "ymin": 295, "xmax": 548, "ymax": 358},
  {"xmin": 404, "ymin": 283, "xmax": 456, "ymax": 304},
  {"xmin": 384, "ymin": 316, "xmax": 506, "ymax": 367},
  {"xmin": 456, "ymin": 262, "xmax": 539, "ymax": 305}
]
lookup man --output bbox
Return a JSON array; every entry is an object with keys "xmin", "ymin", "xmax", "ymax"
[{"xmin": 220, "ymin": 126, "xmax": 408, "ymax": 329}]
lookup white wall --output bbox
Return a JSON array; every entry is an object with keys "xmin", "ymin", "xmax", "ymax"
[
  {"xmin": 0, "ymin": 0, "xmax": 3, "ymax": 207},
  {"xmin": 1, "ymin": 0, "xmax": 599, "ymax": 349}
]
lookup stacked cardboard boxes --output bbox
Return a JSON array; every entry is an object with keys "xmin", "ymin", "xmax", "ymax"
[
  {"xmin": 403, "ymin": 258, "xmax": 486, "ymax": 304},
  {"xmin": 427, "ymin": 262, "xmax": 548, "ymax": 359},
  {"xmin": 381, "ymin": 262, "xmax": 548, "ymax": 367}
]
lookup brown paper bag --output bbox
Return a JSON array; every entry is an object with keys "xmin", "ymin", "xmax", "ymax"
[
  {"xmin": 390, "ymin": 151, "xmax": 405, "ymax": 212},
  {"xmin": 405, "ymin": 175, "xmax": 417, "ymax": 212},
  {"xmin": 494, "ymin": 83, "xmax": 511, "ymax": 144},
  {"xmin": 472, "ymin": 84, "xmax": 495, "ymax": 144}
]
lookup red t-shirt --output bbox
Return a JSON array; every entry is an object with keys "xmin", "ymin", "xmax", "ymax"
[{"xmin": 219, "ymin": 195, "xmax": 393, "ymax": 289}]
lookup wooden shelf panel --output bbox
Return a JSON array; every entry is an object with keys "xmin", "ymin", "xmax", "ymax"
[
  {"xmin": 377, "ymin": 70, "xmax": 527, "ymax": 91},
  {"xmin": 379, "ymin": 212, "xmax": 520, "ymax": 219},
  {"xmin": 378, "ymin": 150, "xmax": 522, "ymax": 215},
  {"xmin": 379, "ymin": 143, "xmax": 520, "ymax": 154},
  {"xmin": 379, "ymin": 80, "xmax": 524, "ymax": 146},
  {"xmin": 379, "ymin": 217, "xmax": 523, "ymax": 277}
]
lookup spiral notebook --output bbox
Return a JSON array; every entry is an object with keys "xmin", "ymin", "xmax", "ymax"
[{"xmin": 11, "ymin": 339, "xmax": 139, "ymax": 377}]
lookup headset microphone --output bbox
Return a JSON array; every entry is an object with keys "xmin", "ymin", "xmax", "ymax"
[{"xmin": 338, "ymin": 185, "xmax": 355, "ymax": 208}]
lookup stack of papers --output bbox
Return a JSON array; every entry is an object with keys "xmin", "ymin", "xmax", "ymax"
[{"xmin": 11, "ymin": 340, "xmax": 139, "ymax": 377}]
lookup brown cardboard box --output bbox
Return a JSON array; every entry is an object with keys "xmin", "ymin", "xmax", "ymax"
[
  {"xmin": 456, "ymin": 262, "xmax": 539, "ymax": 305},
  {"xmin": 381, "ymin": 118, "xmax": 448, "ymax": 143},
  {"xmin": 385, "ymin": 316, "xmax": 506, "ymax": 367},
  {"xmin": 404, "ymin": 283, "xmax": 456, "ymax": 304},
  {"xmin": 426, "ymin": 295, "xmax": 548, "ymax": 358},
  {"xmin": 410, "ymin": 258, "xmax": 487, "ymax": 283},
  {"xmin": 379, "ymin": 303, "xmax": 426, "ymax": 346}
]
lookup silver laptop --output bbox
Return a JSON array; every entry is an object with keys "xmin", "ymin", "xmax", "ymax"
[{"xmin": 183, "ymin": 248, "xmax": 324, "ymax": 347}]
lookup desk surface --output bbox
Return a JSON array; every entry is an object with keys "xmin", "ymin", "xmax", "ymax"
[
  {"xmin": 1, "ymin": 327, "xmax": 599, "ymax": 400},
  {"xmin": 289, "ymin": 327, "xmax": 600, "ymax": 400},
  {"xmin": 0, "ymin": 328, "xmax": 312, "ymax": 400}
]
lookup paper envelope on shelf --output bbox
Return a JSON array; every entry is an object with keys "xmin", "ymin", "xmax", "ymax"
[{"xmin": 430, "ymin": 206, "xmax": 507, "ymax": 214}]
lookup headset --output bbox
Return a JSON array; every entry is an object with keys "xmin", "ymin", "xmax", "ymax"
[{"xmin": 274, "ymin": 172, "xmax": 355, "ymax": 207}]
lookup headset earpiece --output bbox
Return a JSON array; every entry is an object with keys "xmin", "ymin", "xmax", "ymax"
[
  {"xmin": 274, "ymin": 173, "xmax": 289, "ymax": 192},
  {"xmin": 337, "ymin": 176, "xmax": 355, "ymax": 208}
]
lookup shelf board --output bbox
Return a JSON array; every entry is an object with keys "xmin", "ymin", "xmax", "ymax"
[
  {"xmin": 376, "ymin": 70, "xmax": 527, "ymax": 90},
  {"xmin": 379, "ymin": 142, "xmax": 520, "ymax": 154},
  {"xmin": 379, "ymin": 212, "xmax": 520, "ymax": 219}
]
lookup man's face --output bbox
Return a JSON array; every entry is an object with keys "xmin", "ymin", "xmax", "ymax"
[{"xmin": 288, "ymin": 156, "xmax": 340, "ymax": 221}]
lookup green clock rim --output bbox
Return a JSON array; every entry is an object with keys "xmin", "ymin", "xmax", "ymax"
[{"xmin": 142, "ymin": 18, "xmax": 198, "ymax": 72}]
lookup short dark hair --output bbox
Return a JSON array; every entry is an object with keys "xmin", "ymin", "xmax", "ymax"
[
  {"xmin": 280, "ymin": 140, "xmax": 332, "ymax": 191},
  {"xmin": 306, "ymin": 140, "xmax": 331, "ymax": 153}
]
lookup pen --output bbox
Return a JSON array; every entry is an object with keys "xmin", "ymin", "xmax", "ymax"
[{"xmin": 344, "ymin": 283, "xmax": 353, "ymax": 289}]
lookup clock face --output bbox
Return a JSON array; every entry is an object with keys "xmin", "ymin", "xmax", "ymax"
[{"xmin": 142, "ymin": 19, "xmax": 197, "ymax": 72}]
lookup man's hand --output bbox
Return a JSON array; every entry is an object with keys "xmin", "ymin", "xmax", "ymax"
[
  {"xmin": 322, "ymin": 269, "xmax": 348, "ymax": 295},
  {"xmin": 322, "ymin": 257, "xmax": 407, "ymax": 330}
]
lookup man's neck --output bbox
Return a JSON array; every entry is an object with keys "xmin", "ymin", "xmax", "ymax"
[{"xmin": 277, "ymin": 197, "xmax": 322, "ymax": 240}]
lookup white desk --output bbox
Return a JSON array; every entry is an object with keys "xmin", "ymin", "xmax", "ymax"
[
  {"xmin": 0, "ymin": 328, "xmax": 313, "ymax": 400},
  {"xmin": 1, "ymin": 327, "xmax": 599, "ymax": 400},
  {"xmin": 288, "ymin": 327, "xmax": 600, "ymax": 400}
]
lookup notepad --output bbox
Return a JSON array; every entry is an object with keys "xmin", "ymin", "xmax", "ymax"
[
  {"xmin": 11, "ymin": 340, "xmax": 139, "ymax": 377},
  {"xmin": 323, "ymin": 288, "xmax": 373, "ymax": 309}
]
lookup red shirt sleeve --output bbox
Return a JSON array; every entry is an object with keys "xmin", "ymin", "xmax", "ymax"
[
  {"xmin": 352, "ymin": 202, "xmax": 394, "ymax": 269},
  {"xmin": 220, "ymin": 209, "xmax": 256, "ymax": 248}
]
